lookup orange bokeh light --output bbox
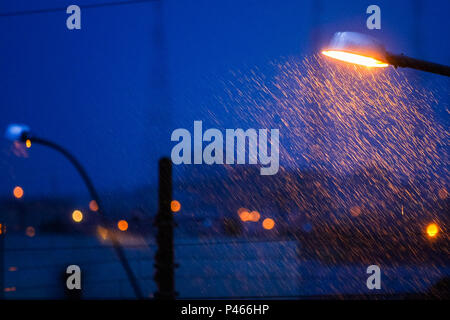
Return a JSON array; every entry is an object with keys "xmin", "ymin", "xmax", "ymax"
[
  {"xmin": 118, "ymin": 220, "xmax": 128, "ymax": 231},
  {"xmin": 262, "ymin": 218, "xmax": 275, "ymax": 230},
  {"xmin": 322, "ymin": 50, "xmax": 389, "ymax": 68},
  {"xmin": 89, "ymin": 200, "xmax": 99, "ymax": 212},
  {"xmin": 26, "ymin": 226, "xmax": 36, "ymax": 237},
  {"xmin": 72, "ymin": 210, "xmax": 83, "ymax": 223},
  {"xmin": 25, "ymin": 139, "xmax": 32, "ymax": 148},
  {"xmin": 238, "ymin": 208, "xmax": 261, "ymax": 222},
  {"xmin": 13, "ymin": 186, "xmax": 24, "ymax": 199},
  {"xmin": 249, "ymin": 211, "xmax": 260, "ymax": 222},
  {"xmin": 171, "ymin": 200, "xmax": 181, "ymax": 212},
  {"xmin": 426, "ymin": 223, "xmax": 439, "ymax": 238},
  {"xmin": 239, "ymin": 210, "xmax": 251, "ymax": 222}
]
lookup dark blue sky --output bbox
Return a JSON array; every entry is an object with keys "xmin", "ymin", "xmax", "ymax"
[{"xmin": 1, "ymin": 0, "xmax": 449, "ymax": 199}]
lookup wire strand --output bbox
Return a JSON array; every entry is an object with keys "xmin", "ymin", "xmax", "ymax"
[{"xmin": 0, "ymin": 0, "xmax": 160, "ymax": 18}]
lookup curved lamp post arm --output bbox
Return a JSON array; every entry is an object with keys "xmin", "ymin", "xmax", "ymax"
[
  {"xmin": 27, "ymin": 136, "xmax": 103, "ymax": 210},
  {"xmin": 22, "ymin": 134, "xmax": 144, "ymax": 299},
  {"xmin": 385, "ymin": 53, "xmax": 450, "ymax": 77}
]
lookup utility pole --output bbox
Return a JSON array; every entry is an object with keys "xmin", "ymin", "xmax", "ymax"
[{"xmin": 154, "ymin": 157, "xmax": 177, "ymax": 299}]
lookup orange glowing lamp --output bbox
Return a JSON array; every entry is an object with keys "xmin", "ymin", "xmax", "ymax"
[
  {"xmin": 322, "ymin": 50, "xmax": 388, "ymax": 67},
  {"xmin": 321, "ymin": 32, "xmax": 389, "ymax": 68},
  {"xmin": 321, "ymin": 32, "xmax": 450, "ymax": 76}
]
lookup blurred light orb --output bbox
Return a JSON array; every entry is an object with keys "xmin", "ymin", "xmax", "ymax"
[
  {"xmin": 426, "ymin": 223, "xmax": 439, "ymax": 238},
  {"xmin": 262, "ymin": 218, "xmax": 275, "ymax": 230},
  {"xmin": 249, "ymin": 211, "xmax": 260, "ymax": 222},
  {"xmin": 118, "ymin": 220, "xmax": 128, "ymax": 231},
  {"xmin": 89, "ymin": 200, "xmax": 99, "ymax": 212},
  {"xmin": 72, "ymin": 210, "xmax": 83, "ymax": 223},
  {"xmin": 25, "ymin": 139, "xmax": 32, "ymax": 148},
  {"xmin": 13, "ymin": 186, "xmax": 24, "ymax": 199},
  {"xmin": 239, "ymin": 210, "xmax": 251, "ymax": 222},
  {"xmin": 25, "ymin": 226, "xmax": 35, "ymax": 237},
  {"xmin": 171, "ymin": 200, "xmax": 181, "ymax": 212},
  {"xmin": 5, "ymin": 124, "xmax": 30, "ymax": 141}
]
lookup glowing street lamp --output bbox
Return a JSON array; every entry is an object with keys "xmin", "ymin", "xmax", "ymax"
[
  {"xmin": 4, "ymin": 123, "xmax": 143, "ymax": 298},
  {"xmin": 322, "ymin": 32, "xmax": 450, "ymax": 77}
]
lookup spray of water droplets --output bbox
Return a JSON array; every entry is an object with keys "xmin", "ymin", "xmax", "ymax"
[{"xmin": 186, "ymin": 54, "xmax": 449, "ymax": 236}]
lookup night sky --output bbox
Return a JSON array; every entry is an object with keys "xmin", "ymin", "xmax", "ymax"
[{"xmin": 1, "ymin": 0, "xmax": 449, "ymax": 199}]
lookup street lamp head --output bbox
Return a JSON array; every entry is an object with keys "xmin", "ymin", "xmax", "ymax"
[
  {"xmin": 5, "ymin": 124, "xmax": 30, "ymax": 142},
  {"xmin": 322, "ymin": 32, "xmax": 389, "ymax": 67}
]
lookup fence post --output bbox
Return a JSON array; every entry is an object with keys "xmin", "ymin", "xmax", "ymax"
[{"xmin": 154, "ymin": 157, "xmax": 177, "ymax": 299}]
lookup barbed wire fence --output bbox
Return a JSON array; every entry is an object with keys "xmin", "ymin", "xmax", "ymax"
[
  {"xmin": 4, "ymin": 232, "xmax": 446, "ymax": 299},
  {"xmin": 2, "ymin": 236, "xmax": 307, "ymax": 298}
]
